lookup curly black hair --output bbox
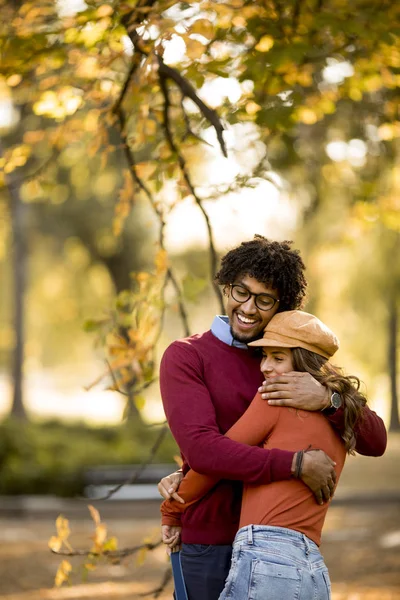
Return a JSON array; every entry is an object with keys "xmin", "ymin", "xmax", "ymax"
[{"xmin": 215, "ymin": 235, "xmax": 307, "ymax": 311}]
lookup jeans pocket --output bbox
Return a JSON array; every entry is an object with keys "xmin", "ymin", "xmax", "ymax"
[
  {"xmin": 181, "ymin": 543, "xmax": 214, "ymax": 557},
  {"xmin": 249, "ymin": 560, "xmax": 302, "ymax": 600}
]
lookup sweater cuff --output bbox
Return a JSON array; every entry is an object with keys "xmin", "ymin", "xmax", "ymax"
[
  {"xmin": 325, "ymin": 405, "xmax": 345, "ymax": 428},
  {"xmin": 161, "ymin": 514, "xmax": 182, "ymax": 527},
  {"xmin": 269, "ymin": 448, "xmax": 295, "ymax": 482}
]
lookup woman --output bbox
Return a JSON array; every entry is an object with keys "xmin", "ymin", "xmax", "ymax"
[{"xmin": 161, "ymin": 310, "xmax": 366, "ymax": 600}]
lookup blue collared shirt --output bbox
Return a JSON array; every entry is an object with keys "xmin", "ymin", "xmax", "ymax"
[{"xmin": 210, "ymin": 315, "xmax": 248, "ymax": 349}]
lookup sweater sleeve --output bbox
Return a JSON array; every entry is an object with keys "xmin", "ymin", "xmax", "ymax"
[
  {"xmin": 161, "ymin": 391, "xmax": 281, "ymax": 525},
  {"xmin": 327, "ymin": 404, "xmax": 387, "ymax": 456},
  {"xmin": 160, "ymin": 342, "xmax": 294, "ymax": 484}
]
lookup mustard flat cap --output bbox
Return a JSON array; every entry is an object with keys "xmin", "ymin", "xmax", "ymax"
[{"xmin": 248, "ymin": 310, "xmax": 339, "ymax": 359}]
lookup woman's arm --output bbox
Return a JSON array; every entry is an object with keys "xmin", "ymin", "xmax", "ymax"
[{"xmin": 161, "ymin": 393, "xmax": 279, "ymax": 525}]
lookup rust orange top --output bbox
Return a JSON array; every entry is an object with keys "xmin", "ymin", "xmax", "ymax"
[{"xmin": 161, "ymin": 392, "xmax": 346, "ymax": 546}]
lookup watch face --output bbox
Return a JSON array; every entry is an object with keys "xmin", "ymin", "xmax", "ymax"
[{"xmin": 331, "ymin": 392, "xmax": 342, "ymax": 409}]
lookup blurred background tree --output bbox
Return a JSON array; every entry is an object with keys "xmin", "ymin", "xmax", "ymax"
[{"xmin": 0, "ymin": 0, "xmax": 399, "ymax": 495}]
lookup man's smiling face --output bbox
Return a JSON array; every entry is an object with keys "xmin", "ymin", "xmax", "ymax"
[{"xmin": 225, "ymin": 275, "xmax": 280, "ymax": 344}]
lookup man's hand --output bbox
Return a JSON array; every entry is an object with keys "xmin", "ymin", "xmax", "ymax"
[
  {"xmin": 259, "ymin": 372, "xmax": 330, "ymax": 411},
  {"xmin": 157, "ymin": 470, "xmax": 185, "ymax": 503},
  {"xmin": 162, "ymin": 525, "xmax": 182, "ymax": 553},
  {"xmin": 293, "ymin": 449, "xmax": 336, "ymax": 505}
]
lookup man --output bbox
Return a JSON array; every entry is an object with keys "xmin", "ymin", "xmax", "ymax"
[{"xmin": 159, "ymin": 236, "xmax": 386, "ymax": 600}]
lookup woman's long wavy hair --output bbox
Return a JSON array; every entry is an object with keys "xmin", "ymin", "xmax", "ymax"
[{"xmin": 291, "ymin": 347, "xmax": 367, "ymax": 454}]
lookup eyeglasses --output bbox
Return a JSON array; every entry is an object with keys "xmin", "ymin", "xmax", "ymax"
[{"xmin": 229, "ymin": 284, "xmax": 279, "ymax": 312}]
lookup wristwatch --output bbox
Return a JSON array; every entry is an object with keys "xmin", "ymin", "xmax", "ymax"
[{"xmin": 322, "ymin": 392, "xmax": 342, "ymax": 415}]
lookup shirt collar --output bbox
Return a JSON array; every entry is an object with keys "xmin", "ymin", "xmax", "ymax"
[{"xmin": 210, "ymin": 315, "xmax": 249, "ymax": 349}]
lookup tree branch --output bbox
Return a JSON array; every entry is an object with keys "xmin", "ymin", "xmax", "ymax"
[
  {"xmin": 114, "ymin": 101, "xmax": 191, "ymax": 337},
  {"xmin": 156, "ymin": 55, "xmax": 227, "ymax": 158},
  {"xmin": 94, "ymin": 424, "xmax": 168, "ymax": 501},
  {"xmin": 159, "ymin": 73, "xmax": 224, "ymax": 313},
  {"xmin": 51, "ymin": 539, "xmax": 162, "ymax": 559},
  {"xmin": 124, "ymin": 30, "xmax": 227, "ymax": 157},
  {"xmin": 139, "ymin": 567, "xmax": 173, "ymax": 598}
]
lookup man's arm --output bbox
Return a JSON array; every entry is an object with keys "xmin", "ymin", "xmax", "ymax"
[
  {"xmin": 260, "ymin": 372, "xmax": 387, "ymax": 456},
  {"xmin": 160, "ymin": 341, "xmax": 293, "ymax": 485},
  {"xmin": 161, "ymin": 391, "xmax": 336, "ymax": 526},
  {"xmin": 327, "ymin": 405, "xmax": 387, "ymax": 456}
]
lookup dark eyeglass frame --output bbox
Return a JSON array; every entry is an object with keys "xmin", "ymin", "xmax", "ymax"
[{"xmin": 229, "ymin": 284, "xmax": 279, "ymax": 312}]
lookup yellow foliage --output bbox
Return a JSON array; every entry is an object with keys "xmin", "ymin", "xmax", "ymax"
[
  {"xmin": 48, "ymin": 536, "xmax": 62, "ymax": 552},
  {"xmin": 296, "ymin": 107, "xmax": 318, "ymax": 125},
  {"xmin": 92, "ymin": 523, "xmax": 108, "ymax": 551},
  {"xmin": 103, "ymin": 537, "xmax": 118, "ymax": 552},
  {"xmin": 23, "ymin": 130, "xmax": 45, "ymax": 144},
  {"xmin": 245, "ymin": 101, "xmax": 261, "ymax": 116},
  {"xmin": 190, "ymin": 19, "xmax": 214, "ymax": 39},
  {"xmin": 348, "ymin": 86, "xmax": 363, "ymax": 101},
  {"xmin": 154, "ymin": 248, "xmax": 168, "ymax": 274},
  {"xmin": 6, "ymin": 74, "xmax": 22, "ymax": 87},
  {"xmin": 363, "ymin": 74, "xmax": 383, "ymax": 93},
  {"xmin": 33, "ymin": 88, "xmax": 83, "ymax": 120},
  {"xmin": 96, "ymin": 4, "xmax": 114, "ymax": 17},
  {"xmin": 378, "ymin": 122, "xmax": 400, "ymax": 141},
  {"xmin": 173, "ymin": 454, "xmax": 183, "ymax": 468},
  {"xmin": 242, "ymin": 6, "xmax": 267, "ymax": 19},
  {"xmin": 88, "ymin": 504, "xmax": 101, "ymax": 526},
  {"xmin": 135, "ymin": 162, "xmax": 157, "ymax": 179},
  {"xmin": 136, "ymin": 536, "xmax": 153, "ymax": 566},
  {"xmin": 185, "ymin": 38, "xmax": 205, "ymax": 60},
  {"xmin": 56, "ymin": 515, "xmax": 71, "ymax": 541},
  {"xmin": 144, "ymin": 119, "xmax": 157, "ymax": 136},
  {"xmin": 255, "ymin": 35, "xmax": 274, "ymax": 53},
  {"xmin": 136, "ymin": 546, "xmax": 148, "ymax": 566},
  {"xmin": 55, "ymin": 560, "xmax": 72, "ymax": 587}
]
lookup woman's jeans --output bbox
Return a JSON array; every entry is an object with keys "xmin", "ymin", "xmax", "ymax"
[{"xmin": 219, "ymin": 526, "xmax": 331, "ymax": 600}]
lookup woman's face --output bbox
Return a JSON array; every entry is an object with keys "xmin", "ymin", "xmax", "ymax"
[{"xmin": 260, "ymin": 346, "xmax": 294, "ymax": 378}]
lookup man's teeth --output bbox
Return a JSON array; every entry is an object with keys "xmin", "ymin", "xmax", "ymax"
[{"xmin": 237, "ymin": 314, "xmax": 256, "ymax": 325}]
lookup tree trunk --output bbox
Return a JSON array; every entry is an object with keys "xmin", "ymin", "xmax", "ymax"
[
  {"xmin": 388, "ymin": 293, "xmax": 399, "ymax": 432},
  {"xmin": 7, "ymin": 173, "xmax": 28, "ymax": 420}
]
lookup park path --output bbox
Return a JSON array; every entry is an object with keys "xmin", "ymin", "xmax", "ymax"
[
  {"xmin": 0, "ymin": 503, "xmax": 399, "ymax": 600},
  {"xmin": 1, "ymin": 434, "xmax": 399, "ymax": 599}
]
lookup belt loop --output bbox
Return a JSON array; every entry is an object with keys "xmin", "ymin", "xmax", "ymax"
[
  {"xmin": 247, "ymin": 525, "xmax": 253, "ymax": 545},
  {"xmin": 303, "ymin": 534, "xmax": 310, "ymax": 555}
]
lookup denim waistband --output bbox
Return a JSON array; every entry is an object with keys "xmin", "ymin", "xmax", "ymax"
[{"xmin": 234, "ymin": 525, "xmax": 320, "ymax": 555}]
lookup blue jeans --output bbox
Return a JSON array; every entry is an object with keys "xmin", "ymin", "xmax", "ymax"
[
  {"xmin": 180, "ymin": 543, "xmax": 232, "ymax": 600},
  {"xmin": 219, "ymin": 526, "xmax": 331, "ymax": 600}
]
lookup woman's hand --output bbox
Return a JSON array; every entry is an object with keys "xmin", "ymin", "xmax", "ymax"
[
  {"xmin": 162, "ymin": 525, "xmax": 182, "ymax": 553},
  {"xmin": 158, "ymin": 470, "xmax": 185, "ymax": 503}
]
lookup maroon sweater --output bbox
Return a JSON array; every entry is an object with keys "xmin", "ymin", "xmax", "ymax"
[{"xmin": 160, "ymin": 330, "xmax": 387, "ymax": 545}]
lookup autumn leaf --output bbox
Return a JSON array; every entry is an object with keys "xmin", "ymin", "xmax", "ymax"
[
  {"xmin": 255, "ymin": 35, "xmax": 274, "ymax": 52},
  {"xmin": 56, "ymin": 515, "xmax": 71, "ymax": 541},
  {"xmin": 103, "ymin": 537, "xmax": 118, "ymax": 552},
  {"xmin": 190, "ymin": 19, "xmax": 214, "ymax": 39},
  {"xmin": 88, "ymin": 504, "xmax": 101, "ymax": 526},
  {"xmin": 185, "ymin": 38, "xmax": 205, "ymax": 60},
  {"xmin": 48, "ymin": 536, "xmax": 62, "ymax": 552},
  {"xmin": 136, "ymin": 536, "xmax": 153, "ymax": 566},
  {"xmin": 173, "ymin": 455, "xmax": 183, "ymax": 468},
  {"xmin": 154, "ymin": 248, "xmax": 168, "ymax": 274},
  {"xmin": 55, "ymin": 560, "xmax": 72, "ymax": 587},
  {"xmin": 92, "ymin": 523, "xmax": 108, "ymax": 551},
  {"xmin": 135, "ymin": 162, "xmax": 157, "ymax": 179}
]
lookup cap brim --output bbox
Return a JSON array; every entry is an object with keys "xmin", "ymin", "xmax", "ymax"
[{"xmin": 248, "ymin": 338, "xmax": 294, "ymax": 348}]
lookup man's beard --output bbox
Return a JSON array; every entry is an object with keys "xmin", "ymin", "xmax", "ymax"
[{"xmin": 230, "ymin": 326, "xmax": 261, "ymax": 345}]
